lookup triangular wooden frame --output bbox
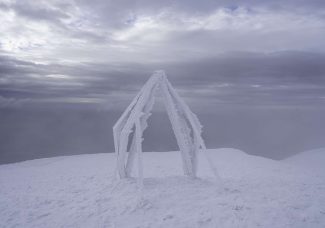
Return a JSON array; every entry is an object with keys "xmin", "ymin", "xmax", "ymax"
[{"xmin": 113, "ymin": 71, "xmax": 219, "ymax": 186}]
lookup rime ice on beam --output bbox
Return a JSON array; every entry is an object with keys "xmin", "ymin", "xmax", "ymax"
[{"xmin": 113, "ymin": 70, "xmax": 219, "ymax": 183}]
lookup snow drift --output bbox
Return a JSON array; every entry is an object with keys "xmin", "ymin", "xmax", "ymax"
[
  {"xmin": 284, "ymin": 148, "xmax": 325, "ymax": 174},
  {"xmin": 1, "ymin": 148, "xmax": 325, "ymax": 228}
]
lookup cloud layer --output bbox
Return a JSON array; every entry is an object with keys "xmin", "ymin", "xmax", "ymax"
[{"xmin": 0, "ymin": 0, "xmax": 325, "ymax": 109}]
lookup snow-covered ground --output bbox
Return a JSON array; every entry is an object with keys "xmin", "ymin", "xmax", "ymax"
[{"xmin": 1, "ymin": 148, "xmax": 324, "ymax": 228}]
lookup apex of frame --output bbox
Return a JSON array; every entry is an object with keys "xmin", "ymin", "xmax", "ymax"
[{"xmin": 152, "ymin": 70, "xmax": 167, "ymax": 80}]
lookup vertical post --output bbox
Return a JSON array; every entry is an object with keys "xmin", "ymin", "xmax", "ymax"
[{"xmin": 135, "ymin": 117, "xmax": 144, "ymax": 192}]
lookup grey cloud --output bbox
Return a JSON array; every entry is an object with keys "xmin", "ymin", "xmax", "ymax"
[
  {"xmin": 74, "ymin": 0, "xmax": 325, "ymax": 34},
  {"xmin": 161, "ymin": 26, "xmax": 325, "ymax": 57},
  {"xmin": 1, "ymin": 0, "xmax": 324, "ymax": 57},
  {"xmin": 1, "ymin": 51, "xmax": 325, "ymax": 109},
  {"xmin": 166, "ymin": 51, "xmax": 325, "ymax": 84},
  {"xmin": 76, "ymin": 0, "xmax": 325, "ymax": 16},
  {"xmin": 0, "ymin": 55, "xmax": 149, "ymax": 105},
  {"xmin": 0, "ymin": 1, "xmax": 108, "ymax": 44},
  {"xmin": 163, "ymin": 51, "xmax": 325, "ymax": 106},
  {"xmin": 14, "ymin": 2, "xmax": 69, "ymax": 22},
  {"xmin": 0, "ymin": 1, "xmax": 70, "ymax": 24},
  {"xmin": 0, "ymin": 95, "xmax": 29, "ymax": 108}
]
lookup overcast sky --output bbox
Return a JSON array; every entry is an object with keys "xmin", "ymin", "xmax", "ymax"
[
  {"xmin": 1, "ymin": 1, "xmax": 325, "ymax": 163},
  {"xmin": 0, "ymin": 0, "xmax": 325, "ymax": 110}
]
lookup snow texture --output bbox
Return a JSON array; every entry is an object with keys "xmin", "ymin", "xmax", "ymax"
[
  {"xmin": 1, "ymin": 148, "xmax": 325, "ymax": 228},
  {"xmin": 113, "ymin": 70, "xmax": 218, "ymax": 181}
]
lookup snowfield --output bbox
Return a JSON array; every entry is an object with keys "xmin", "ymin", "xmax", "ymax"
[{"xmin": 1, "ymin": 148, "xmax": 324, "ymax": 228}]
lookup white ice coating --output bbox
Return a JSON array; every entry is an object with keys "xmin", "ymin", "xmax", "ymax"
[{"xmin": 113, "ymin": 70, "xmax": 219, "ymax": 183}]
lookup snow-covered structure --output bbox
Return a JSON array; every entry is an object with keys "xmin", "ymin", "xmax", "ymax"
[{"xmin": 113, "ymin": 70, "xmax": 219, "ymax": 184}]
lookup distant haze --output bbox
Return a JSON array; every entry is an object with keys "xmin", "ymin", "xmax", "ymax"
[{"xmin": 1, "ymin": 105, "xmax": 324, "ymax": 164}]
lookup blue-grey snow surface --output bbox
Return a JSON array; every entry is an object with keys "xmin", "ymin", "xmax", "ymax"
[{"xmin": 0, "ymin": 148, "xmax": 324, "ymax": 228}]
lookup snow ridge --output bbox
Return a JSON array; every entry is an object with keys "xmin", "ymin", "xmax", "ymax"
[{"xmin": 1, "ymin": 149, "xmax": 324, "ymax": 228}]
